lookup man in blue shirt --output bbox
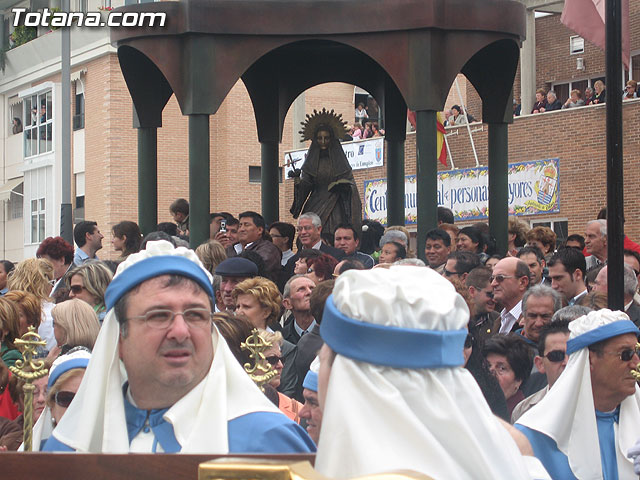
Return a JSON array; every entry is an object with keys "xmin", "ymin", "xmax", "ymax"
[
  {"xmin": 43, "ymin": 240, "xmax": 314, "ymax": 454},
  {"xmin": 516, "ymin": 309, "xmax": 640, "ymax": 479}
]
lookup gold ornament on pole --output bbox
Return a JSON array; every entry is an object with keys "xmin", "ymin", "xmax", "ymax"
[
  {"xmin": 241, "ymin": 328, "xmax": 277, "ymax": 391},
  {"xmin": 9, "ymin": 326, "xmax": 48, "ymax": 451}
]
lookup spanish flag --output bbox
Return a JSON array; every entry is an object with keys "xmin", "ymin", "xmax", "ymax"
[{"xmin": 407, "ymin": 110, "xmax": 448, "ymax": 167}]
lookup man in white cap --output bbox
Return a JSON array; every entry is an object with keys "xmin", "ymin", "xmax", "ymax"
[
  {"xmin": 42, "ymin": 241, "xmax": 314, "ymax": 453},
  {"xmin": 516, "ymin": 309, "xmax": 640, "ymax": 479},
  {"xmin": 315, "ymin": 266, "xmax": 547, "ymax": 479}
]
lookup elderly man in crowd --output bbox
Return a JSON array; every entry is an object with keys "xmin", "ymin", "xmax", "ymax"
[
  {"xmin": 214, "ymin": 257, "xmax": 258, "ymax": 311},
  {"xmin": 315, "ymin": 266, "xmax": 547, "ymax": 479},
  {"xmin": 491, "ymin": 257, "xmax": 531, "ymax": 333},
  {"xmin": 284, "ymin": 213, "xmax": 344, "ymax": 276},
  {"xmin": 281, "ymin": 275, "xmax": 316, "ymax": 345},
  {"xmin": 516, "ymin": 309, "xmax": 640, "ymax": 478},
  {"xmin": 518, "ymin": 285, "xmax": 562, "ymax": 350},
  {"xmin": 585, "ymin": 219, "xmax": 608, "ymax": 272},
  {"xmin": 42, "ymin": 241, "xmax": 314, "ymax": 453},
  {"xmin": 593, "ymin": 265, "xmax": 640, "ymax": 326}
]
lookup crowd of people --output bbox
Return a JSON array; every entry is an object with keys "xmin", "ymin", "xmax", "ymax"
[
  {"xmin": 526, "ymin": 79, "xmax": 638, "ymax": 116},
  {"xmin": 0, "ymin": 198, "xmax": 639, "ymax": 478}
]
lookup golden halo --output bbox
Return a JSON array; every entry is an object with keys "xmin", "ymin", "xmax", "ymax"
[{"xmin": 299, "ymin": 108, "xmax": 348, "ymax": 142}]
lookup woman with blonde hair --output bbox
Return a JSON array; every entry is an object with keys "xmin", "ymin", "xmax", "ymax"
[
  {"xmin": 232, "ymin": 277, "xmax": 282, "ymax": 330},
  {"xmin": 195, "ymin": 239, "xmax": 227, "ymax": 276},
  {"xmin": 8, "ymin": 258, "xmax": 56, "ymax": 352},
  {"xmin": 0, "ymin": 297, "xmax": 22, "ymax": 367},
  {"xmin": 52, "ymin": 299, "xmax": 100, "ymax": 354},
  {"xmin": 4, "ymin": 290, "xmax": 41, "ymax": 337},
  {"xmin": 67, "ymin": 261, "xmax": 113, "ymax": 322}
]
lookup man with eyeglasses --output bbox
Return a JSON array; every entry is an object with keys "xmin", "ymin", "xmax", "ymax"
[
  {"xmin": 491, "ymin": 257, "xmax": 531, "ymax": 334},
  {"xmin": 465, "ymin": 266, "xmax": 498, "ymax": 346},
  {"xmin": 511, "ymin": 320, "xmax": 570, "ymax": 423},
  {"xmin": 516, "ymin": 309, "xmax": 640, "ymax": 479},
  {"xmin": 443, "ymin": 251, "xmax": 480, "ymax": 283},
  {"xmin": 42, "ymin": 240, "xmax": 315, "ymax": 454},
  {"xmin": 284, "ymin": 213, "xmax": 344, "ymax": 278}
]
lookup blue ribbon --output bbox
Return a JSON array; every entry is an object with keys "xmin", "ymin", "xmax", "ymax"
[
  {"xmin": 48, "ymin": 358, "xmax": 90, "ymax": 389},
  {"xmin": 566, "ymin": 320, "xmax": 639, "ymax": 355},
  {"xmin": 105, "ymin": 256, "xmax": 214, "ymax": 311},
  {"xmin": 302, "ymin": 371, "xmax": 318, "ymax": 392},
  {"xmin": 319, "ymin": 295, "xmax": 466, "ymax": 369}
]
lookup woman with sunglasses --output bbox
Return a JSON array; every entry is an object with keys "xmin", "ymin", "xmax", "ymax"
[
  {"xmin": 27, "ymin": 348, "xmax": 90, "ymax": 451},
  {"xmin": 231, "ymin": 278, "xmax": 298, "ymax": 398},
  {"xmin": 67, "ymin": 261, "xmax": 113, "ymax": 323},
  {"xmin": 259, "ymin": 330, "xmax": 303, "ymax": 424}
]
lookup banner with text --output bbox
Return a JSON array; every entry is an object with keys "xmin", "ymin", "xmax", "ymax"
[
  {"xmin": 364, "ymin": 158, "xmax": 559, "ymax": 225},
  {"xmin": 284, "ymin": 137, "xmax": 384, "ymax": 177}
]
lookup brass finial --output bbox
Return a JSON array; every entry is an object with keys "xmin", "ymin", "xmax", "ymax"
[
  {"xmin": 631, "ymin": 342, "xmax": 640, "ymax": 382},
  {"xmin": 9, "ymin": 326, "xmax": 48, "ymax": 452},
  {"xmin": 241, "ymin": 329, "xmax": 277, "ymax": 391}
]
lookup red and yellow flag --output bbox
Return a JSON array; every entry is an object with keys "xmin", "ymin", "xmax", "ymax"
[{"xmin": 407, "ymin": 110, "xmax": 448, "ymax": 167}]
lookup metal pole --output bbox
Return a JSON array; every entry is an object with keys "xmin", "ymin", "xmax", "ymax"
[
  {"xmin": 606, "ymin": 0, "xmax": 624, "ymax": 310},
  {"xmin": 386, "ymin": 138, "xmax": 405, "ymax": 226},
  {"xmin": 137, "ymin": 127, "xmax": 157, "ymax": 236},
  {"xmin": 188, "ymin": 114, "xmax": 210, "ymax": 249},
  {"xmin": 454, "ymin": 78, "xmax": 479, "ymax": 167},
  {"xmin": 488, "ymin": 123, "xmax": 509, "ymax": 256},
  {"xmin": 260, "ymin": 141, "xmax": 279, "ymax": 226},
  {"xmin": 59, "ymin": 0, "xmax": 72, "ymax": 244},
  {"xmin": 415, "ymin": 110, "xmax": 437, "ymax": 262}
]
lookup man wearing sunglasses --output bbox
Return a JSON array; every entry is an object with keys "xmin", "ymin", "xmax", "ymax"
[
  {"xmin": 491, "ymin": 257, "xmax": 531, "ymax": 334},
  {"xmin": 43, "ymin": 240, "xmax": 314, "ymax": 454},
  {"xmin": 465, "ymin": 266, "xmax": 498, "ymax": 346},
  {"xmin": 516, "ymin": 309, "xmax": 640, "ymax": 479},
  {"xmin": 511, "ymin": 320, "xmax": 570, "ymax": 423}
]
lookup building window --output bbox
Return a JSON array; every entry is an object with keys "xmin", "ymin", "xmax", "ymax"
[
  {"xmin": 530, "ymin": 219, "xmax": 568, "ymax": 249},
  {"xmin": 9, "ymin": 99, "xmax": 23, "ymax": 136},
  {"xmin": 25, "ymin": 166, "xmax": 51, "ymax": 245},
  {"xmin": 73, "ymin": 86, "xmax": 85, "ymax": 131},
  {"xmin": 249, "ymin": 166, "xmax": 283, "ymax": 183},
  {"xmin": 570, "ymin": 36, "xmax": 584, "ymax": 55},
  {"xmin": 30, "ymin": 197, "xmax": 45, "ymax": 244},
  {"xmin": 9, "ymin": 185, "xmax": 23, "ymax": 220},
  {"xmin": 23, "ymin": 91, "xmax": 53, "ymax": 158}
]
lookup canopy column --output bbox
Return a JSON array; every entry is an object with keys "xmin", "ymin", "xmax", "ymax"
[
  {"xmin": 416, "ymin": 110, "xmax": 438, "ymax": 262},
  {"xmin": 188, "ymin": 114, "xmax": 211, "ymax": 248},
  {"xmin": 488, "ymin": 122, "xmax": 509, "ymax": 256}
]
